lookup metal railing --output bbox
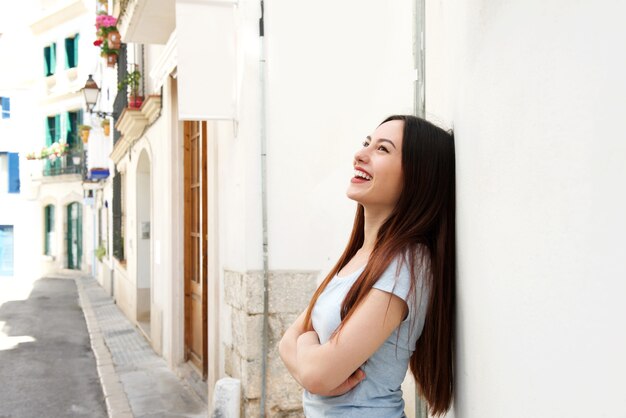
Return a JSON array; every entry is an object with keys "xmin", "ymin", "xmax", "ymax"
[{"xmin": 42, "ymin": 150, "xmax": 86, "ymax": 177}]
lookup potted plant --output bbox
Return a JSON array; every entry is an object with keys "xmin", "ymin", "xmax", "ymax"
[
  {"xmin": 95, "ymin": 245, "xmax": 107, "ymax": 262},
  {"xmin": 118, "ymin": 67, "xmax": 143, "ymax": 109},
  {"xmin": 95, "ymin": 13, "xmax": 119, "ymax": 67},
  {"xmin": 101, "ymin": 118, "xmax": 111, "ymax": 136},
  {"xmin": 78, "ymin": 125, "xmax": 92, "ymax": 143}
]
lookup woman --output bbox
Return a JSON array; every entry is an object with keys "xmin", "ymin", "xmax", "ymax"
[{"xmin": 279, "ymin": 115, "xmax": 456, "ymax": 417}]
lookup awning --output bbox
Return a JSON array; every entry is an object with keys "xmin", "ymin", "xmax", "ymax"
[{"xmin": 175, "ymin": 0, "xmax": 236, "ymax": 120}]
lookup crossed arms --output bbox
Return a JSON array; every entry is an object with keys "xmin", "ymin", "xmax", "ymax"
[{"xmin": 278, "ymin": 288, "xmax": 407, "ymax": 395}]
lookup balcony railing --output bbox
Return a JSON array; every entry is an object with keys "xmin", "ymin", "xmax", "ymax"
[{"xmin": 42, "ymin": 151, "xmax": 86, "ymax": 177}]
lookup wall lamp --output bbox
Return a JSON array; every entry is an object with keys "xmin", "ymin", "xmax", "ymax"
[{"xmin": 82, "ymin": 74, "xmax": 113, "ymax": 117}]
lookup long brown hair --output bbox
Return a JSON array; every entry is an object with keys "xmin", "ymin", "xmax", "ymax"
[{"xmin": 303, "ymin": 115, "xmax": 456, "ymax": 416}]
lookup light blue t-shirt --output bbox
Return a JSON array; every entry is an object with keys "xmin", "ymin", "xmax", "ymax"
[{"xmin": 302, "ymin": 249, "xmax": 431, "ymax": 418}]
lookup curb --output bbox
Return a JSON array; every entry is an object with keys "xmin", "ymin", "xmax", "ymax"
[{"xmin": 75, "ymin": 277, "xmax": 134, "ymax": 418}]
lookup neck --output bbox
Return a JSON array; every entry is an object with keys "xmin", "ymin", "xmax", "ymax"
[{"xmin": 361, "ymin": 205, "xmax": 393, "ymax": 252}]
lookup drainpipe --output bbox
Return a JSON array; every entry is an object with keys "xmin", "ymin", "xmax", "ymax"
[
  {"xmin": 414, "ymin": 0, "xmax": 425, "ymax": 119},
  {"xmin": 414, "ymin": 1, "xmax": 428, "ymax": 417},
  {"xmin": 258, "ymin": 1, "xmax": 270, "ymax": 417}
]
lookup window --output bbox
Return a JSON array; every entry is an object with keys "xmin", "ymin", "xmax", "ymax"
[
  {"xmin": 1, "ymin": 97, "xmax": 10, "ymax": 119},
  {"xmin": 0, "ymin": 225, "xmax": 14, "ymax": 276},
  {"xmin": 66, "ymin": 110, "xmax": 83, "ymax": 147},
  {"xmin": 44, "ymin": 205, "xmax": 55, "ymax": 255},
  {"xmin": 64, "ymin": 34, "xmax": 79, "ymax": 69},
  {"xmin": 0, "ymin": 152, "xmax": 19, "ymax": 194},
  {"xmin": 113, "ymin": 170, "xmax": 125, "ymax": 261},
  {"xmin": 44, "ymin": 115, "xmax": 61, "ymax": 174},
  {"xmin": 44, "ymin": 43, "xmax": 56, "ymax": 76}
]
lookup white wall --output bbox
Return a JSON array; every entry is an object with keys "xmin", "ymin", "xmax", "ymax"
[
  {"xmin": 264, "ymin": 0, "xmax": 415, "ymax": 273},
  {"xmin": 426, "ymin": 1, "xmax": 626, "ymax": 416}
]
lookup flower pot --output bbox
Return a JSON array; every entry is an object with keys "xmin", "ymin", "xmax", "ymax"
[
  {"xmin": 128, "ymin": 95, "xmax": 144, "ymax": 109},
  {"xmin": 72, "ymin": 156, "xmax": 81, "ymax": 165},
  {"xmin": 106, "ymin": 53, "xmax": 117, "ymax": 68},
  {"xmin": 80, "ymin": 129, "xmax": 90, "ymax": 143},
  {"xmin": 107, "ymin": 31, "xmax": 121, "ymax": 49},
  {"xmin": 103, "ymin": 124, "xmax": 111, "ymax": 136}
]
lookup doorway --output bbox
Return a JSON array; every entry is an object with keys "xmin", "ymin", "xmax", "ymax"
[
  {"xmin": 183, "ymin": 121, "xmax": 208, "ymax": 378},
  {"xmin": 136, "ymin": 150, "xmax": 152, "ymax": 337},
  {"xmin": 67, "ymin": 202, "xmax": 82, "ymax": 269}
]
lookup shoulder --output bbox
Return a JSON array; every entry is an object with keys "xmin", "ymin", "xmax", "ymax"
[{"xmin": 372, "ymin": 244, "xmax": 432, "ymax": 302}]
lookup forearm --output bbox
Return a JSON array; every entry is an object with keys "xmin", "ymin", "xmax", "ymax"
[
  {"xmin": 278, "ymin": 311, "xmax": 307, "ymax": 386},
  {"xmin": 296, "ymin": 332, "xmax": 352, "ymax": 393}
]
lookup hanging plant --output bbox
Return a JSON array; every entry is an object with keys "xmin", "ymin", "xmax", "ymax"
[
  {"xmin": 78, "ymin": 125, "xmax": 92, "ymax": 143},
  {"xmin": 94, "ymin": 13, "xmax": 119, "ymax": 67},
  {"xmin": 101, "ymin": 118, "xmax": 111, "ymax": 136}
]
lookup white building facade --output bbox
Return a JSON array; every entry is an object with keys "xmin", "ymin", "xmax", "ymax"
[{"xmin": 5, "ymin": 0, "xmax": 621, "ymax": 417}]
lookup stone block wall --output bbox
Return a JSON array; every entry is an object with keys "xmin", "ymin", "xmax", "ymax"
[{"xmin": 224, "ymin": 270, "xmax": 318, "ymax": 417}]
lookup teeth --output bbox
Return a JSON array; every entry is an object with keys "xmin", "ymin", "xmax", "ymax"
[{"xmin": 354, "ymin": 170, "xmax": 372, "ymax": 180}]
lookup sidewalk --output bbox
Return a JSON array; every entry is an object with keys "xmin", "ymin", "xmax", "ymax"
[{"xmin": 73, "ymin": 274, "xmax": 208, "ymax": 418}]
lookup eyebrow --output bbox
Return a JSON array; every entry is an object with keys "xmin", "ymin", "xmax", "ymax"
[{"xmin": 366, "ymin": 135, "xmax": 397, "ymax": 149}]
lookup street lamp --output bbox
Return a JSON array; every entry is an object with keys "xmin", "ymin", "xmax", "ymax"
[{"xmin": 83, "ymin": 74, "xmax": 100, "ymax": 113}]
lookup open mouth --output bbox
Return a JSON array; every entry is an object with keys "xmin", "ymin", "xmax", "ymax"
[{"xmin": 353, "ymin": 169, "xmax": 372, "ymax": 181}]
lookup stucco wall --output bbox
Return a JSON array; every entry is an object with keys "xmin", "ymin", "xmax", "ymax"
[{"xmin": 426, "ymin": 1, "xmax": 626, "ymax": 416}]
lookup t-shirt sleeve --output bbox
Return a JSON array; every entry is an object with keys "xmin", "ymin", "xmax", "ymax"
[
  {"xmin": 371, "ymin": 246, "xmax": 432, "ymax": 310},
  {"xmin": 372, "ymin": 254, "xmax": 413, "ymax": 302}
]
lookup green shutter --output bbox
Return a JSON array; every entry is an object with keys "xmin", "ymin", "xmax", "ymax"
[
  {"xmin": 74, "ymin": 34, "xmax": 79, "ymax": 67},
  {"xmin": 50, "ymin": 43, "xmax": 56, "ymax": 75},
  {"xmin": 64, "ymin": 37, "xmax": 72, "ymax": 69},
  {"xmin": 64, "ymin": 111, "xmax": 71, "ymax": 145},
  {"xmin": 54, "ymin": 114, "xmax": 61, "ymax": 142},
  {"xmin": 46, "ymin": 117, "xmax": 53, "ymax": 145},
  {"xmin": 44, "ymin": 46, "xmax": 50, "ymax": 76},
  {"xmin": 64, "ymin": 35, "xmax": 79, "ymax": 68}
]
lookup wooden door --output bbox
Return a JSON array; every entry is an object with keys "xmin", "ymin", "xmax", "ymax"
[{"xmin": 183, "ymin": 121, "xmax": 208, "ymax": 378}]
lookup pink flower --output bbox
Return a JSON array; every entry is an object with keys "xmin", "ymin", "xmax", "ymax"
[{"xmin": 96, "ymin": 14, "xmax": 117, "ymax": 28}]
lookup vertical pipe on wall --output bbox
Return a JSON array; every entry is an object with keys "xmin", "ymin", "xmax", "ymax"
[
  {"xmin": 414, "ymin": 0, "xmax": 428, "ymax": 417},
  {"xmin": 258, "ymin": 1, "xmax": 270, "ymax": 417},
  {"xmin": 414, "ymin": 0, "xmax": 425, "ymax": 119}
]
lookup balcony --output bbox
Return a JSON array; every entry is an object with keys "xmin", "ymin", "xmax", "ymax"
[
  {"xmin": 42, "ymin": 151, "xmax": 85, "ymax": 178},
  {"xmin": 115, "ymin": 0, "xmax": 175, "ymax": 45}
]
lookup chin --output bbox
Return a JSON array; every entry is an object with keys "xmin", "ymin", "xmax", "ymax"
[{"xmin": 345, "ymin": 189, "xmax": 363, "ymax": 204}]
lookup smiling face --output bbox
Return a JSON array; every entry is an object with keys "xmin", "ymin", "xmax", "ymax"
[{"xmin": 346, "ymin": 119, "xmax": 404, "ymax": 211}]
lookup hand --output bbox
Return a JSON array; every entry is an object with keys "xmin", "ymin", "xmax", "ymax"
[{"xmin": 315, "ymin": 368, "xmax": 366, "ymax": 397}]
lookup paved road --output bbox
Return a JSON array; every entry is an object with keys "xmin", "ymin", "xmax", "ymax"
[{"xmin": 0, "ymin": 277, "xmax": 107, "ymax": 418}]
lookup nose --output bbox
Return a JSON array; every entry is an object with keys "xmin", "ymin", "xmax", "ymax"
[{"xmin": 353, "ymin": 146, "xmax": 369, "ymax": 166}]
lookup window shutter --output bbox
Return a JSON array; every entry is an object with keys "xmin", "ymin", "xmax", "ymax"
[
  {"xmin": 54, "ymin": 114, "xmax": 61, "ymax": 142},
  {"xmin": 74, "ymin": 34, "xmax": 79, "ymax": 67},
  {"xmin": 50, "ymin": 43, "xmax": 56, "ymax": 75},
  {"xmin": 65, "ymin": 37, "xmax": 72, "ymax": 69},
  {"xmin": 46, "ymin": 116, "xmax": 54, "ymax": 145},
  {"xmin": 1, "ymin": 97, "xmax": 9, "ymax": 119},
  {"xmin": 7, "ymin": 153, "xmax": 20, "ymax": 194},
  {"xmin": 64, "ymin": 111, "xmax": 71, "ymax": 145},
  {"xmin": 43, "ymin": 46, "xmax": 49, "ymax": 76}
]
